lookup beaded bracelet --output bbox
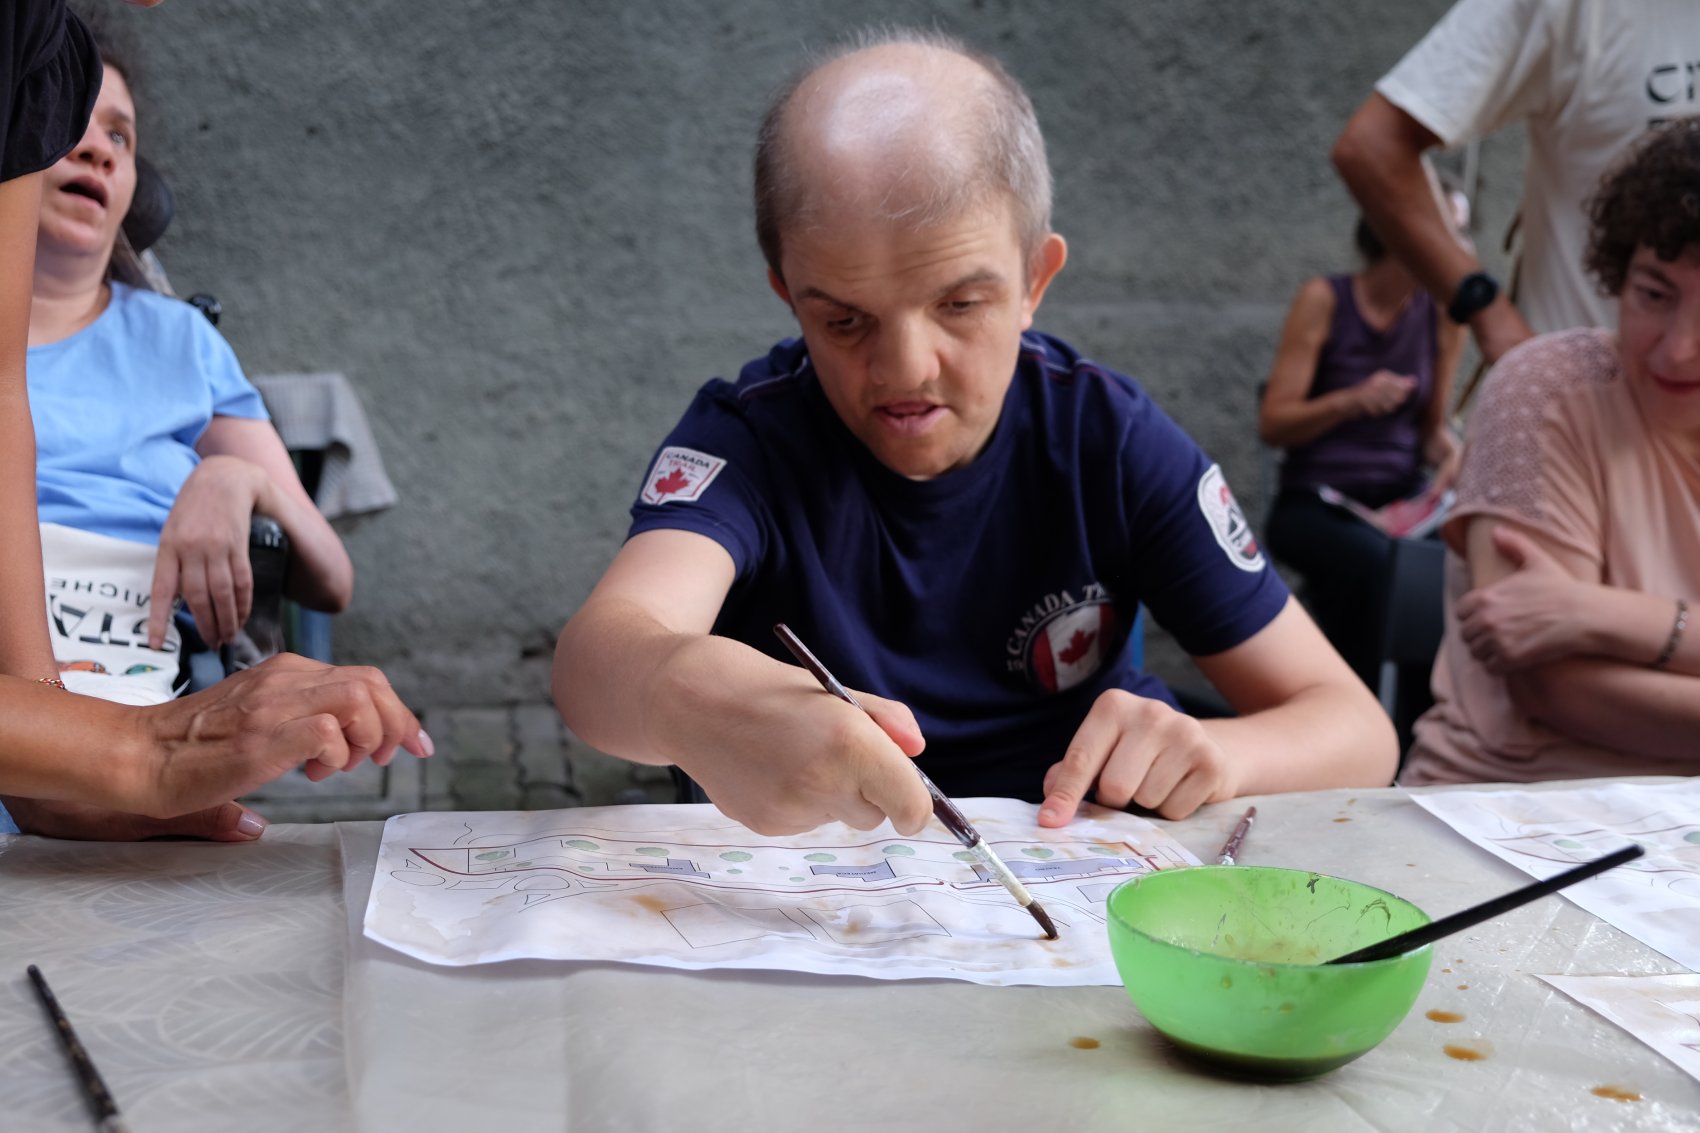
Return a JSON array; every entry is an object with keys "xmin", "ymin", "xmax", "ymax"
[{"xmin": 1652, "ymin": 598, "xmax": 1689, "ymax": 670}]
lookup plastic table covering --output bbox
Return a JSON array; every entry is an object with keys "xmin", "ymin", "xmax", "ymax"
[{"xmin": 2, "ymin": 778, "xmax": 1697, "ymax": 1132}]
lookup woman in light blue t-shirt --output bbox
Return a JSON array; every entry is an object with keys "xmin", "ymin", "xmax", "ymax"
[
  {"xmin": 28, "ymin": 46, "xmax": 353, "ymax": 687},
  {"xmin": 0, "ymin": 29, "xmax": 429, "ymax": 845}
]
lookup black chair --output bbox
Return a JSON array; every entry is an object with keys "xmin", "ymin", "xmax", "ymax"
[{"xmin": 1375, "ymin": 536, "xmax": 1448, "ymax": 762}]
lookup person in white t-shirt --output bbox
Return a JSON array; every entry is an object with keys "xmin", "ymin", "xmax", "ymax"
[{"xmin": 1333, "ymin": 0, "xmax": 1700, "ymax": 367}]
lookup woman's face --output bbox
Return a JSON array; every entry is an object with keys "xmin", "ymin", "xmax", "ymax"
[
  {"xmin": 1618, "ymin": 244, "xmax": 1700, "ymax": 446},
  {"xmin": 37, "ymin": 68, "xmax": 138, "ymax": 266}
]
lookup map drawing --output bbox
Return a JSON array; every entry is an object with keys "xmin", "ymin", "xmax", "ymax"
[
  {"xmin": 363, "ymin": 798, "xmax": 1198, "ymax": 985},
  {"xmin": 1414, "ymin": 780, "xmax": 1700, "ymax": 971}
]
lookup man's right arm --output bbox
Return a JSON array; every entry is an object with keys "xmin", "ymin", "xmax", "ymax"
[
  {"xmin": 1332, "ymin": 92, "xmax": 1533, "ymax": 363},
  {"xmin": 552, "ymin": 529, "xmax": 933, "ymax": 836}
]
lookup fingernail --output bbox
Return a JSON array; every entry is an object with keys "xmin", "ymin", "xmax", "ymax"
[
  {"xmin": 236, "ymin": 811, "xmax": 268, "ymax": 838},
  {"xmin": 1038, "ymin": 806, "xmax": 1058, "ymax": 823},
  {"xmin": 418, "ymin": 728, "xmax": 436, "ymax": 757}
]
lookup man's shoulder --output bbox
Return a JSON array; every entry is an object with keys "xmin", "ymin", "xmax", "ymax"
[
  {"xmin": 1016, "ymin": 330, "xmax": 1158, "ymax": 427},
  {"xmin": 1019, "ymin": 330, "xmax": 1143, "ymax": 395},
  {"xmin": 683, "ymin": 338, "xmax": 815, "ymax": 420}
]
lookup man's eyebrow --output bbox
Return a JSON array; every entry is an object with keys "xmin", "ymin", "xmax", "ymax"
[
  {"xmin": 931, "ymin": 268, "xmax": 1006, "ymax": 299},
  {"xmin": 796, "ymin": 269, "xmax": 1009, "ymax": 309},
  {"xmin": 105, "ymin": 109, "xmax": 135, "ymax": 130},
  {"xmin": 795, "ymin": 285, "xmax": 859, "ymax": 309}
]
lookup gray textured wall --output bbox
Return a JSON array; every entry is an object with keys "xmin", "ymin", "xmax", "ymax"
[{"xmin": 107, "ymin": 0, "xmax": 1522, "ymax": 706}]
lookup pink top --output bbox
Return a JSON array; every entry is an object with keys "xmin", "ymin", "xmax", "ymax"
[{"xmin": 1403, "ymin": 329, "xmax": 1700, "ymax": 785}]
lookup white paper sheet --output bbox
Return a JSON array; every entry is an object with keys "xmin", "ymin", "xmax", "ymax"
[
  {"xmin": 1413, "ymin": 780, "xmax": 1700, "ymax": 971},
  {"xmin": 1540, "ymin": 974, "xmax": 1700, "ymax": 1086},
  {"xmin": 363, "ymin": 799, "xmax": 1198, "ymax": 985}
]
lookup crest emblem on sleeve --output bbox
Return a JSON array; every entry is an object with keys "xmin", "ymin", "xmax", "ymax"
[
  {"xmin": 641, "ymin": 446, "xmax": 727, "ymax": 505},
  {"xmin": 1196, "ymin": 464, "xmax": 1265, "ymax": 572}
]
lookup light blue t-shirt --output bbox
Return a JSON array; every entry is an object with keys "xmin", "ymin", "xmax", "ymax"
[{"xmin": 30, "ymin": 282, "xmax": 269, "ymax": 546}]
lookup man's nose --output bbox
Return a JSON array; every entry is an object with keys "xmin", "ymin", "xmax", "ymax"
[{"xmin": 869, "ymin": 319, "xmax": 940, "ymax": 390}]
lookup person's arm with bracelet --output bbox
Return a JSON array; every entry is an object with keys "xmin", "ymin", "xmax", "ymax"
[
  {"xmin": 1458, "ymin": 519, "xmax": 1700, "ymax": 761},
  {"xmin": 1, "ymin": 654, "xmax": 431, "ymax": 840},
  {"xmin": 1257, "ymin": 277, "xmax": 1416, "ymax": 448},
  {"xmin": 1332, "ymin": 93, "xmax": 1533, "ymax": 364}
]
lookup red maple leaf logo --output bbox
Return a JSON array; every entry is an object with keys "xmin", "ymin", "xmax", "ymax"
[
  {"xmin": 652, "ymin": 468, "xmax": 692, "ymax": 497},
  {"xmin": 1057, "ymin": 629, "xmax": 1096, "ymax": 665}
]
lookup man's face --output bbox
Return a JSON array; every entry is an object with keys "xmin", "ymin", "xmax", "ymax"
[
  {"xmin": 771, "ymin": 199, "xmax": 1065, "ymax": 480},
  {"xmin": 38, "ymin": 69, "xmax": 138, "ymax": 263},
  {"xmin": 1618, "ymin": 244, "xmax": 1700, "ymax": 445}
]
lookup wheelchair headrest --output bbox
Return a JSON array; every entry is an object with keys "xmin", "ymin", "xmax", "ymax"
[{"xmin": 121, "ymin": 155, "xmax": 174, "ymax": 255}]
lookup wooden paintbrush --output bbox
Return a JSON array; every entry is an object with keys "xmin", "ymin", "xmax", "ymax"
[
  {"xmin": 1215, "ymin": 806, "xmax": 1256, "ymax": 865},
  {"xmin": 773, "ymin": 623, "xmax": 1058, "ymax": 940},
  {"xmin": 26, "ymin": 965, "xmax": 129, "ymax": 1133}
]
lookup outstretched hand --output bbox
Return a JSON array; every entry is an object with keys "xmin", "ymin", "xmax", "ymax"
[
  {"xmin": 664, "ymin": 650, "xmax": 934, "ymax": 838},
  {"xmin": 136, "ymin": 653, "xmax": 431, "ymax": 820},
  {"xmin": 1038, "ymin": 689, "xmax": 1238, "ymax": 826},
  {"xmin": 1457, "ymin": 525, "xmax": 1586, "ymax": 673}
]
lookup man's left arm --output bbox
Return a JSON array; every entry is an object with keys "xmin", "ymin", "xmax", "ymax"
[
  {"xmin": 1195, "ymin": 597, "xmax": 1398, "ymax": 794},
  {"xmin": 1039, "ymin": 598, "xmax": 1396, "ymax": 825}
]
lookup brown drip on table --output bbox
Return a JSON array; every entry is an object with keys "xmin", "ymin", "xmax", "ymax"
[
  {"xmin": 1069, "ymin": 1036, "xmax": 1101, "ymax": 1050},
  {"xmin": 1426, "ymin": 1009, "xmax": 1465, "ymax": 1024},
  {"xmin": 1332, "ymin": 817, "xmax": 1351, "ymax": 823},
  {"xmin": 1443, "ymin": 1043, "xmax": 1488, "ymax": 1061},
  {"xmin": 1590, "ymin": 1085, "xmax": 1642, "ymax": 1102}
]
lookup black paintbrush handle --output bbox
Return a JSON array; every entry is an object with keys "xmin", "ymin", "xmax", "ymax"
[
  {"xmin": 1327, "ymin": 843, "xmax": 1645, "ymax": 965},
  {"xmin": 26, "ymin": 965, "xmax": 122, "ymax": 1124},
  {"xmin": 771, "ymin": 624, "xmax": 978, "ymax": 848}
]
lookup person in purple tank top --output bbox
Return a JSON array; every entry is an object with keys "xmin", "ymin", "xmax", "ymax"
[{"xmin": 1258, "ymin": 193, "xmax": 1469, "ymax": 686}]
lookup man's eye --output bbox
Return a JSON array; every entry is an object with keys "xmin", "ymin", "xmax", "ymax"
[
  {"xmin": 109, "ymin": 130, "xmax": 130, "ymax": 149},
  {"xmin": 826, "ymin": 315, "xmax": 861, "ymax": 333},
  {"xmin": 1637, "ymin": 285, "xmax": 1672, "ymax": 306},
  {"xmin": 945, "ymin": 300, "xmax": 979, "ymax": 315}
]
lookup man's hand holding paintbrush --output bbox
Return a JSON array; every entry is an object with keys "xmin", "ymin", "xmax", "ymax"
[{"xmin": 554, "ymin": 561, "xmax": 936, "ymax": 838}]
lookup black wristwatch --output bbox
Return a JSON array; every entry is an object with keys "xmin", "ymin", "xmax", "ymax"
[{"xmin": 1446, "ymin": 270, "xmax": 1500, "ymax": 324}]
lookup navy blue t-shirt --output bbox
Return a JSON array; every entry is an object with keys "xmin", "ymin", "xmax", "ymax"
[{"xmin": 627, "ymin": 331, "xmax": 1288, "ymax": 801}]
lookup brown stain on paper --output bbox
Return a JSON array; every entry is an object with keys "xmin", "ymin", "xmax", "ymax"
[
  {"xmin": 1426, "ymin": 1009, "xmax": 1465, "ymax": 1024},
  {"xmin": 1069, "ymin": 1036, "xmax": 1101, "ymax": 1050},
  {"xmin": 1443, "ymin": 1042, "xmax": 1491, "ymax": 1061},
  {"xmin": 1590, "ymin": 1085, "xmax": 1642, "ymax": 1103}
]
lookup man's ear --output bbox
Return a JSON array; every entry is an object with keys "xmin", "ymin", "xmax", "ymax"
[
  {"xmin": 1019, "ymin": 233, "xmax": 1068, "ymax": 331},
  {"xmin": 768, "ymin": 267, "xmax": 794, "ymax": 310}
]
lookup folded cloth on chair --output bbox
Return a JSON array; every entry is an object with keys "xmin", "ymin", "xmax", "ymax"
[{"xmin": 250, "ymin": 372, "xmax": 399, "ymax": 520}]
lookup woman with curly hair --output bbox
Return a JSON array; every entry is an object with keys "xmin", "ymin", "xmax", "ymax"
[{"xmin": 1402, "ymin": 118, "xmax": 1700, "ymax": 785}]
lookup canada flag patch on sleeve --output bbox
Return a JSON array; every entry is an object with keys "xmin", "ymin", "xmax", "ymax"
[
  {"xmin": 1196, "ymin": 463, "xmax": 1266, "ymax": 572},
  {"xmin": 641, "ymin": 446, "xmax": 728, "ymax": 505}
]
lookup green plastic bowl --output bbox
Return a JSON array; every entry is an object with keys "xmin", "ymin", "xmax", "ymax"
[{"xmin": 1106, "ymin": 865, "xmax": 1432, "ymax": 1080}]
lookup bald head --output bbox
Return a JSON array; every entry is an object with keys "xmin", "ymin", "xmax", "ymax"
[{"xmin": 754, "ymin": 30, "xmax": 1053, "ymax": 276}]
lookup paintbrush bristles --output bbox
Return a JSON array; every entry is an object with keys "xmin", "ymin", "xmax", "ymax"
[
  {"xmin": 1029, "ymin": 900, "xmax": 1059, "ymax": 940},
  {"xmin": 772, "ymin": 623, "xmax": 1060, "ymax": 939}
]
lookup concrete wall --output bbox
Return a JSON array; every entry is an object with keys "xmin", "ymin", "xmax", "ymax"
[{"xmin": 108, "ymin": 0, "xmax": 1523, "ymax": 708}]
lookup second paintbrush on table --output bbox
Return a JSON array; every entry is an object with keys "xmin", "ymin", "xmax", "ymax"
[{"xmin": 772, "ymin": 623, "xmax": 1058, "ymax": 940}]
